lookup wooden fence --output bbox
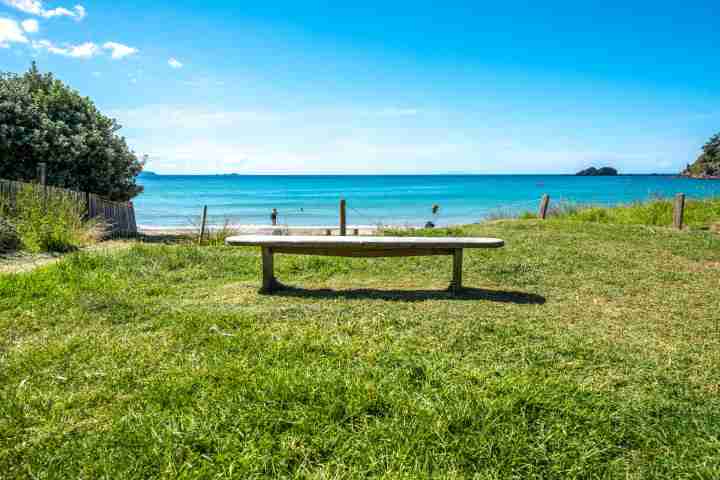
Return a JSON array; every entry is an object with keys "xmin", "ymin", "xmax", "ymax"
[{"xmin": 0, "ymin": 178, "xmax": 137, "ymax": 236}]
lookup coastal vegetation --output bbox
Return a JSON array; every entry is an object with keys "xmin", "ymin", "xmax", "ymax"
[
  {"xmin": 2, "ymin": 209, "xmax": 720, "ymax": 478},
  {"xmin": 523, "ymin": 197, "xmax": 720, "ymax": 230},
  {"xmin": 0, "ymin": 63, "xmax": 144, "ymax": 201},
  {"xmin": 683, "ymin": 132, "xmax": 720, "ymax": 179},
  {"xmin": 0, "ymin": 185, "xmax": 100, "ymax": 253}
]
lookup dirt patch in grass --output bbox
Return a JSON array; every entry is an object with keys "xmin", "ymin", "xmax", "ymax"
[{"xmin": 0, "ymin": 240, "xmax": 135, "ymax": 274}]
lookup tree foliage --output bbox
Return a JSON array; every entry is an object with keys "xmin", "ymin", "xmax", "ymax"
[
  {"xmin": 684, "ymin": 132, "xmax": 720, "ymax": 178},
  {"xmin": 0, "ymin": 63, "xmax": 144, "ymax": 201}
]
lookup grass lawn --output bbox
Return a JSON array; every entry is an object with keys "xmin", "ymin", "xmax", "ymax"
[{"xmin": 1, "ymin": 219, "xmax": 719, "ymax": 478}]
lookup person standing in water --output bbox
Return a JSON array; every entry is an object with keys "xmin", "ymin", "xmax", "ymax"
[{"xmin": 271, "ymin": 208, "xmax": 278, "ymax": 226}]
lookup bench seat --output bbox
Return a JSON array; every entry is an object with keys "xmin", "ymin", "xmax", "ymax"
[{"xmin": 225, "ymin": 235, "xmax": 504, "ymax": 293}]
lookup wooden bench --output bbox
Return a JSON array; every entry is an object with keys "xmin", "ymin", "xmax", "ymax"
[{"xmin": 225, "ymin": 235, "xmax": 505, "ymax": 294}]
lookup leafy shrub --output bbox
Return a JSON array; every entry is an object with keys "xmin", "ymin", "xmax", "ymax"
[
  {"xmin": 6, "ymin": 185, "xmax": 99, "ymax": 252},
  {"xmin": 0, "ymin": 63, "xmax": 144, "ymax": 201}
]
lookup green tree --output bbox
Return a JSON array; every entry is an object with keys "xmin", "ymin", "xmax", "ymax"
[
  {"xmin": 0, "ymin": 63, "xmax": 144, "ymax": 201},
  {"xmin": 701, "ymin": 132, "xmax": 720, "ymax": 161},
  {"xmin": 684, "ymin": 132, "xmax": 720, "ymax": 178}
]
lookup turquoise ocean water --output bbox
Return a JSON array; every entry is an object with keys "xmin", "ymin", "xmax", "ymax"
[{"xmin": 133, "ymin": 175, "xmax": 720, "ymax": 228}]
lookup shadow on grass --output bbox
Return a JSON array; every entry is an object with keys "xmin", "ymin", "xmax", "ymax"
[
  {"xmin": 267, "ymin": 285, "xmax": 546, "ymax": 304},
  {"xmin": 135, "ymin": 233, "xmax": 195, "ymax": 244}
]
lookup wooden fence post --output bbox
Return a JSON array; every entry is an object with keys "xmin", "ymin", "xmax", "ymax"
[
  {"xmin": 199, "ymin": 205, "xmax": 208, "ymax": 243},
  {"xmin": 37, "ymin": 163, "xmax": 47, "ymax": 186},
  {"xmin": 84, "ymin": 192, "xmax": 91, "ymax": 219},
  {"xmin": 673, "ymin": 193, "xmax": 685, "ymax": 230},
  {"xmin": 538, "ymin": 194, "xmax": 550, "ymax": 219},
  {"xmin": 37, "ymin": 162, "xmax": 47, "ymax": 206},
  {"xmin": 128, "ymin": 201, "xmax": 137, "ymax": 236},
  {"xmin": 339, "ymin": 199, "xmax": 347, "ymax": 236}
]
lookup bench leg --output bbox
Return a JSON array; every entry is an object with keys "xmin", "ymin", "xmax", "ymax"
[
  {"xmin": 261, "ymin": 247, "xmax": 278, "ymax": 293},
  {"xmin": 451, "ymin": 248, "xmax": 463, "ymax": 294}
]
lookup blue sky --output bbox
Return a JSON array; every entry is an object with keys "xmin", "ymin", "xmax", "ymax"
[{"xmin": 1, "ymin": 0, "xmax": 718, "ymax": 174}]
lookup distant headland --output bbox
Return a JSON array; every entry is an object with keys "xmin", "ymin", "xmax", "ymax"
[
  {"xmin": 576, "ymin": 167, "xmax": 618, "ymax": 176},
  {"xmin": 681, "ymin": 132, "xmax": 720, "ymax": 179}
]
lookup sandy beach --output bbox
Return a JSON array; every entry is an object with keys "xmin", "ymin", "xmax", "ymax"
[{"xmin": 138, "ymin": 224, "xmax": 385, "ymax": 237}]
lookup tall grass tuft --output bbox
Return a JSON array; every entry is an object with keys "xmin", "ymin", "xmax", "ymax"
[
  {"xmin": 542, "ymin": 197, "xmax": 720, "ymax": 228},
  {"xmin": 3, "ymin": 185, "xmax": 101, "ymax": 253},
  {"xmin": 193, "ymin": 218, "xmax": 239, "ymax": 246}
]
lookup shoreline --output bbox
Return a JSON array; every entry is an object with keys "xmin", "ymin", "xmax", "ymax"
[{"xmin": 138, "ymin": 224, "xmax": 395, "ymax": 236}]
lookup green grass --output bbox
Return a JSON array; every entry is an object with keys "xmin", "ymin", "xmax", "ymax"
[
  {"xmin": 538, "ymin": 197, "xmax": 720, "ymax": 229},
  {"xmin": 1, "ymin": 219, "xmax": 720, "ymax": 478}
]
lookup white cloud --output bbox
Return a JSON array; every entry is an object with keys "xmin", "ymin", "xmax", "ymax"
[
  {"xmin": 1, "ymin": 0, "xmax": 43, "ymax": 16},
  {"xmin": 0, "ymin": 17, "xmax": 28, "ymax": 47},
  {"xmin": 168, "ymin": 57, "xmax": 183, "ymax": 69},
  {"xmin": 103, "ymin": 41, "xmax": 137, "ymax": 59},
  {"xmin": 34, "ymin": 39, "xmax": 137, "ymax": 60},
  {"xmin": 20, "ymin": 18, "xmax": 38, "ymax": 32},
  {"xmin": 33, "ymin": 39, "xmax": 99, "ymax": 58},
  {"xmin": 1, "ymin": 1, "xmax": 86, "ymax": 20}
]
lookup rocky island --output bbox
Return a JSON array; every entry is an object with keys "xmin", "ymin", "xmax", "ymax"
[{"xmin": 576, "ymin": 166, "xmax": 618, "ymax": 176}]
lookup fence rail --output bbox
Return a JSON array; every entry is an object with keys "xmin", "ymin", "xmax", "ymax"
[{"xmin": 0, "ymin": 178, "xmax": 137, "ymax": 236}]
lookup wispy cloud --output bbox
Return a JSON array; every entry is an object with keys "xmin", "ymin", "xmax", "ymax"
[
  {"xmin": 111, "ymin": 105, "xmax": 268, "ymax": 130},
  {"xmin": 20, "ymin": 18, "xmax": 38, "ymax": 32},
  {"xmin": 0, "ymin": 17, "xmax": 28, "ymax": 47},
  {"xmin": 374, "ymin": 107, "xmax": 420, "ymax": 117},
  {"xmin": 1, "ymin": 0, "xmax": 86, "ymax": 20},
  {"xmin": 111, "ymin": 105, "xmax": 475, "ymax": 174},
  {"xmin": 179, "ymin": 77, "xmax": 227, "ymax": 88},
  {"xmin": 32, "ymin": 39, "xmax": 99, "ymax": 58},
  {"xmin": 168, "ymin": 57, "xmax": 183, "ymax": 69},
  {"xmin": 112, "ymin": 103, "xmax": 682, "ymax": 175},
  {"xmin": 31, "ymin": 39, "xmax": 138, "ymax": 60},
  {"xmin": 103, "ymin": 41, "xmax": 137, "ymax": 59}
]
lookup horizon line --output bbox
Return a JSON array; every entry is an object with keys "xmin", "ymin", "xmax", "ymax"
[{"xmin": 139, "ymin": 172, "xmax": 680, "ymax": 177}]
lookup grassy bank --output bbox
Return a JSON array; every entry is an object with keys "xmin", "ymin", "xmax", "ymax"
[
  {"xmin": 1, "ymin": 218, "xmax": 720, "ymax": 478},
  {"xmin": 529, "ymin": 196, "xmax": 720, "ymax": 229},
  {"xmin": 1, "ymin": 185, "xmax": 101, "ymax": 254}
]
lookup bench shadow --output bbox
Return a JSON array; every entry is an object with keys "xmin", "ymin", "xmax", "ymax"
[{"xmin": 268, "ymin": 285, "xmax": 545, "ymax": 304}]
